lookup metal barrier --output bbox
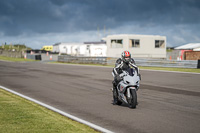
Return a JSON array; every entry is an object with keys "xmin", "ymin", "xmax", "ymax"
[
  {"xmin": 134, "ymin": 59, "xmax": 197, "ymax": 68},
  {"xmin": 58, "ymin": 55, "xmax": 107, "ymax": 65},
  {"xmin": 58, "ymin": 55, "xmax": 198, "ymax": 68}
]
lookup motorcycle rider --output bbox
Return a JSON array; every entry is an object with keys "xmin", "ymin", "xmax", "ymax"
[{"xmin": 112, "ymin": 51, "xmax": 138, "ymax": 90}]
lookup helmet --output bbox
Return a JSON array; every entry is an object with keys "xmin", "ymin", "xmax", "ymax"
[{"xmin": 121, "ymin": 51, "xmax": 131, "ymax": 63}]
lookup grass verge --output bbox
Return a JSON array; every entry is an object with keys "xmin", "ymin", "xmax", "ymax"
[
  {"xmin": 50, "ymin": 61, "xmax": 200, "ymax": 73},
  {"xmin": 0, "ymin": 56, "xmax": 35, "ymax": 62},
  {"xmin": 0, "ymin": 88, "xmax": 98, "ymax": 133},
  {"xmin": 139, "ymin": 66, "xmax": 200, "ymax": 73}
]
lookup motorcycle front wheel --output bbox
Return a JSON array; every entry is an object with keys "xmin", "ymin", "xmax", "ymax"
[
  {"xmin": 113, "ymin": 88, "xmax": 122, "ymax": 105},
  {"xmin": 128, "ymin": 89, "xmax": 137, "ymax": 109}
]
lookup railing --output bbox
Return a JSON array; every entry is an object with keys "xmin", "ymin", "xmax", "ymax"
[{"xmin": 58, "ymin": 55, "xmax": 199, "ymax": 68}]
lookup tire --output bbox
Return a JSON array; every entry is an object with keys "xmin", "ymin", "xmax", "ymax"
[
  {"xmin": 128, "ymin": 89, "xmax": 137, "ymax": 109},
  {"xmin": 113, "ymin": 88, "xmax": 122, "ymax": 105}
]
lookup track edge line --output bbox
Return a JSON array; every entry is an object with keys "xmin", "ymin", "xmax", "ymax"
[{"xmin": 0, "ymin": 85, "xmax": 113, "ymax": 133}]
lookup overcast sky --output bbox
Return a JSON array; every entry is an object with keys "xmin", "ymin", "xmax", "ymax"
[{"xmin": 0, "ymin": 0, "xmax": 200, "ymax": 49}]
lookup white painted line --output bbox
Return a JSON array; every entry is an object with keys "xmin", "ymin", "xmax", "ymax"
[
  {"xmin": 0, "ymin": 59, "xmax": 13, "ymax": 62},
  {"xmin": 0, "ymin": 85, "xmax": 113, "ymax": 133}
]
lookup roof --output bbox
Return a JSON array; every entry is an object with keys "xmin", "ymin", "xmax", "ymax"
[
  {"xmin": 175, "ymin": 43, "xmax": 200, "ymax": 50},
  {"xmin": 106, "ymin": 34, "xmax": 166, "ymax": 38},
  {"xmin": 84, "ymin": 41, "xmax": 106, "ymax": 44},
  {"xmin": 53, "ymin": 43, "xmax": 84, "ymax": 46},
  {"xmin": 53, "ymin": 42, "xmax": 61, "ymax": 46}
]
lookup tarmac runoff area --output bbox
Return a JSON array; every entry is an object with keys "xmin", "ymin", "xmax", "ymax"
[{"xmin": 0, "ymin": 61, "xmax": 200, "ymax": 133}]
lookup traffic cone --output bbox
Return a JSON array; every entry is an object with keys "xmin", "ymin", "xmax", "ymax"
[{"xmin": 50, "ymin": 55, "xmax": 52, "ymax": 60}]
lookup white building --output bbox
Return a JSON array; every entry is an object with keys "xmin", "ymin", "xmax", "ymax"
[
  {"xmin": 103, "ymin": 34, "xmax": 166, "ymax": 58},
  {"xmin": 53, "ymin": 43, "xmax": 83, "ymax": 55},
  {"xmin": 175, "ymin": 43, "xmax": 200, "ymax": 51},
  {"xmin": 53, "ymin": 42, "xmax": 107, "ymax": 56}
]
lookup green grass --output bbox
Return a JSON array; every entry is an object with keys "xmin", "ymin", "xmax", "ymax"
[
  {"xmin": 0, "ymin": 44, "xmax": 31, "ymax": 51},
  {"xmin": 0, "ymin": 56, "xmax": 35, "ymax": 62},
  {"xmin": 51, "ymin": 61, "xmax": 200, "ymax": 73},
  {"xmin": 139, "ymin": 66, "xmax": 200, "ymax": 73},
  {"xmin": 0, "ymin": 89, "xmax": 99, "ymax": 133}
]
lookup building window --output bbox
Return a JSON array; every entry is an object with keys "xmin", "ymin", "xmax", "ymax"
[
  {"xmin": 129, "ymin": 39, "xmax": 140, "ymax": 48},
  {"xmin": 86, "ymin": 45, "xmax": 90, "ymax": 50},
  {"xmin": 111, "ymin": 39, "xmax": 123, "ymax": 48},
  {"xmin": 155, "ymin": 40, "xmax": 165, "ymax": 48}
]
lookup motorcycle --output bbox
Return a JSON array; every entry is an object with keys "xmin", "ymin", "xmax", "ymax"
[{"xmin": 112, "ymin": 66, "xmax": 141, "ymax": 108}]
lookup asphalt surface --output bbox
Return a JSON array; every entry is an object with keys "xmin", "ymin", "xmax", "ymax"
[{"xmin": 0, "ymin": 61, "xmax": 200, "ymax": 133}]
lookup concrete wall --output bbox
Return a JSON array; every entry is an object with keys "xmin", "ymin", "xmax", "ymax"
[
  {"xmin": 106, "ymin": 34, "xmax": 166, "ymax": 58},
  {"xmin": 0, "ymin": 50, "xmax": 23, "ymax": 58}
]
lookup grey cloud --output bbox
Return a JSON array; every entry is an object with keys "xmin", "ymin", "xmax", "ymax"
[
  {"xmin": 1, "ymin": 0, "xmax": 200, "ymax": 35},
  {"xmin": 0, "ymin": 0, "xmax": 200, "ymax": 47}
]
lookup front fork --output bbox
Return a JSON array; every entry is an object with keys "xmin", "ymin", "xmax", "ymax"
[
  {"xmin": 119, "ymin": 87, "xmax": 135, "ymax": 104},
  {"xmin": 127, "ymin": 88, "xmax": 131, "ymax": 98},
  {"xmin": 126, "ymin": 87, "xmax": 136, "ymax": 99}
]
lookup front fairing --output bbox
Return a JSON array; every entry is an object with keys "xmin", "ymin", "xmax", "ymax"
[{"xmin": 123, "ymin": 68, "xmax": 140, "ymax": 86}]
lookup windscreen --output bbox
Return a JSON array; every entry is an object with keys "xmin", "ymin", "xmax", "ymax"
[{"xmin": 126, "ymin": 68, "xmax": 135, "ymax": 76}]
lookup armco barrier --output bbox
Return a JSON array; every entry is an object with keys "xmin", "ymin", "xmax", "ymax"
[
  {"xmin": 134, "ymin": 59, "xmax": 198, "ymax": 68},
  {"xmin": 58, "ymin": 55, "xmax": 198, "ymax": 68},
  {"xmin": 58, "ymin": 55, "xmax": 107, "ymax": 65}
]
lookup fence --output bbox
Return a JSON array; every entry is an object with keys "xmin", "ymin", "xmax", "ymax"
[
  {"xmin": 0, "ymin": 50, "xmax": 23, "ymax": 58},
  {"xmin": 58, "ymin": 55, "xmax": 199, "ymax": 68}
]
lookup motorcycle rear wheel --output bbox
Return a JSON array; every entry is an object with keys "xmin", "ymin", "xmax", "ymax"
[
  {"xmin": 113, "ymin": 88, "xmax": 122, "ymax": 105},
  {"xmin": 128, "ymin": 89, "xmax": 137, "ymax": 108}
]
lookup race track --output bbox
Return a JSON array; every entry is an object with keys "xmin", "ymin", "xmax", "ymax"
[{"xmin": 0, "ymin": 61, "xmax": 200, "ymax": 133}]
